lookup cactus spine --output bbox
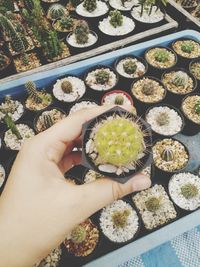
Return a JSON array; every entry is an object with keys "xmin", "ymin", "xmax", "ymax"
[
  {"xmin": 171, "ymin": 71, "xmax": 189, "ymax": 88},
  {"xmin": 154, "ymin": 49, "xmax": 169, "ymax": 63},
  {"xmin": 123, "ymin": 60, "xmax": 137, "ymax": 74},
  {"xmin": 156, "ymin": 112, "xmax": 170, "ymax": 126},
  {"xmin": 3, "ymin": 114, "xmax": 22, "ymax": 139},
  {"xmin": 161, "ymin": 148, "xmax": 174, "ymax": 162},
  {"xmin": 181, "ymin": 183, "xmax": 198, "ymax": 199},
  {"xmin": 60, "ymin": 15, "xmax": 74, "ymax": 30},
  {"xmin": 83, "ymin": 0, "xmax": 97, "ymax": 12},
  {"xmin": 25, "ymin": 81, "xmax": 43, "ymax": 103},
  {"xmin": 74, "ymin": 20, "xmax": 89, "ymax": 45},
  {"xmin": 71, "ymin": 225, "xmax": 87, "ymax": 244},
  {"xmin": 48, "ymin": 4, "xmax": 66, "ymax": 20},
  {"xmin": 112, "ymin": 209, "xmax": 131, "ymax": 228},
  {"xmin": 109, "ymin": 10, "xmax": 123, "ymax": 28},
  {"xmin": 181, "ymin": 41, "xmax": 195, "ymax": 53},
  {"xmin": 95, "ymin": 69, "xmax": 110, "ymax": 85}
]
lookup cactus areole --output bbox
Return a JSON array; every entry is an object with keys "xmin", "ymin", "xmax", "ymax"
[{"xmin": 82, "ymin": 107, "xmax": 152, "ymax": 183}]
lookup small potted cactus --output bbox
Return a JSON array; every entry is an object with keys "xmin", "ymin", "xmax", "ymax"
[
  {"xmin": 99, "ymin": 9, "xmax": 135, "ymax": 36},
  {"xmin": 24, "ymin": 81, "xmax": 53, "ymax": 112},
  {"xmin": 82, "ymin": 106, "xmax": 152, "ymax": 183},
  {"xmin": 47, "ymin": 4, "xmax": 67, "ymax": 20},
  {"xmin": 109, "ymin": 0, "xmax": 137, "ymax": 11},
  {"xmin": 115, "ymin": 55, "xmax": 147, "ymax": 79},
  {"xmin": 76, "ymin": 0, "xmax": 109, "ymax": 18},
  {"xmin": 101, "ymin": 90, "xmax": 134, "ymax": 107},
  {"xmin": 189, "ymin": 59, "xmax": 200, "ymax": 81},
  {"xmin": 64, "ymin": 219, "xmax": 99, "ymax": 257},
  {"xmin": 66, "ymin": 20, "xmax": 98, "ymax": 48},
  {"xmin": 145, "ymin": 47, "xmax": 177, "ymax": 70},
  {"xmin": 172, "ymin": 39, "xmax": 200, "ymax": 59},
  {"xmin": 53, "ymin": 75, "xmax": 86, "ymax": 102},
  {"xmin": 52, "ymin": 15, "xmax": 77, "ymax": 34}
]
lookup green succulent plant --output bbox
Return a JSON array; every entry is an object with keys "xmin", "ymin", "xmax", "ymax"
[
  {"xmin": 61, "ymin": 80, "xmax": 73, "ymax": 93},
  {"xmin": 161, "ymin": 148, "xmax": 174, "ymax": 162},
  {"xmin": 141, "ymin": 81, "xmax": 155, "ymax": 95},
  {"xmin": 156, "ymin": 112, "xmax": 170, "ymax": 126},
  {"xmin": 59, "ymin": 15, "xmax": 74, "ymax": 30},
  {"xmin": 123, "ymin": 60, "xmax": 137, "ymax": 74},
  {"xmin": 94, "ymin": 116, "xmax": 144, "ymax": 166},
  {"xmin": 154, "ymin": 49, "xmax": 169, "ymax": 63},
  {"xmin": 43, "ymin": 114, "xmax": 54, "ymax": 129},
  {"xmin": 181, "ymin": 183, "xmax": 198, "ymax": 199},
  {"xmin": 3, "ymin": 114, "xmax": 22, "ymax": 140},
  {"xmin": 0, "ymin": 0, "xmax": 15, "ymax": 13},
  {"xmin": 83, "ymin": 0, "xmax": 97, "ymax": 12},
  {"xmin": 171, "ymin": 71, "xmax": 189, "ymax": 88},
  {"xmin": 95, "ymin": 69, "xmax": 110, "ymax": 85},
  {"xmin": 194, "ymin": 101, "xmax": 200, "ymax": 114},
  {"xmin": 145, "ymin": 197, "xmax": 161, "ymax": 212},
  {"xmin": 112, "ymin": 209, "xmax": 131, "ymax": 228},
  {"xmin": 181, "ymin": 42, "xmax": 195, "ymax": 54},
  {"xmin": 48, "ymin": 4, "xmax": 66, "ymax": 20},
  {"xmin": 114, "ymin": 95, "xmax": 125, "ymax": 105},
  {"xmin": 71, "ymin": 225, "xmax": 87, "ymax": 244},
  {"xmin": 109, "ymin": 10, "xmax": 123, "ymax": 28},
  {"xmin": 25, "ymin": 81, "xmax": 43, "ymax": 104},
  {"xmin": 74, "ymin": 20, "xmax": 89, "ymax": 45}
]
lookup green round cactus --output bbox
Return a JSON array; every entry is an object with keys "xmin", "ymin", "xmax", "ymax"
[
  {"xmin": 154, "ymin": 49, "xmax": 169, "ymax": 63},
  {"xmin": 181, "ymin": 41, "xmax": 195, "ymax": 54},
  {"xmin": 83, "ymin": 0, "xmax": 97, "ymax": 12},
  {"xmin": 74, "ymin": 20, "xmax": 89, "ymax": 45},
  {"xmin": 171, "ymin": 71, "xmax": 189, "ymax": 88},
  {"xmin": 112, "ymin": 209, "xmax": 131, "ymax": 228},
  {"xmin": 123, "ymin": 60, "xmax": 137, "ymax": 74},
  {"xmin": 156, "ymin": 112, "xmax": 170, "ymax": 126},
  {"xmin": 194, "ymin": 101, "xmax": 200, "ymax": 114},
  {"xmin": 181, "ymin": 183, "xmax": 198, "ymax": 199},
  {"xmin": 60, "ymin": 15, "xmax": 74, "ymax": 30},
  {"xmin": 114, "ymin": 95, "xmax": 124, "ymax": 105},
  {"xmin": 145, "ymin": 197, "xmax": 161, "ymax": 212},
  {"xmin": 25, "ymin": 81, "xmax": 43, "ymax": 104},
  {"xmin": 141, "ymin": 81, "xmax": 155, "ymax": 96},
  {"xmin": 95, "ymin": 69, "xmax": 110, "ymax": 85},
  {"xmin": 94, "ymin": 117, "xmax": 144, "ymax": 166},
  {"xmin": 161, "ymin": 148, "xmax": 174, "ymax": 162},
  {"xmin": 109, "ymin": 10, "xmax": 123, "ymax": 28},
  {"xmin": 61, "ymin": 80, "xmax": 73, "ymax": 93},
  {"xmin": 71, "ymin": 225, "xmax": 87, "ymax": 244},
  {"xmin": 48, "ymin": 4, "xmax": 66, "ymax": 20}
]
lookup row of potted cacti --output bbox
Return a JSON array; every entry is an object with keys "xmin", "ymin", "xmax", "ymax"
[{"xmin": 176, "ymin": 0, "xmax": 200, "ymax": 21}]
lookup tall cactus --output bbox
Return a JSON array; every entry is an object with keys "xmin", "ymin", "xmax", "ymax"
[
  {"xmin": 3, "ymin": 114, "xmax": 22, "ymax": 140},
  {"xmin": 25, "ymin": 81, "xmax": 43, "ymax": 103},
  {"xmin": 74, "ymin": 20, "xmax": 89, "ymax": 45}
]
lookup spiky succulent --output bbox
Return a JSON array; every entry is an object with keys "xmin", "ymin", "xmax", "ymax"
[
  {"xmin": 83, "ymin": 0, "xmax": 97, "ymax": 12},
  {"xmin": 171, "ymin": 71, "xmax": 189, "ymax": 88},
  {"xmin": 112, "ymin": 209, "xmax": 131, "ymax": 228},
  {"xmin": 47, "ymin": 4, "xmax": 66, "ymax": 20},
  {"xmin": 71, "ymin": 225, "xmax": 87, "ymax": 244},
  {"xmin": 60, "ymin": 15, "xmax": 74, "ymax": 30},
  {"xmin": 145, "ymin": 197, "xmax": 161, "ymax": 212},
  {"xmin": 142, "ymin": 81, "xmax": 154, "ymax": 95},
  {"xmin": 181, "ymin": 42, "xmax": 195, "ymax": 54},
  {"xmin": 194, "ymin": 101, "xmax": 200, "ymax": 114},
  {"xmin": 123, "ymin": 60, "xmax": 137, "ymax": 74},
  {"xmin": 43, "ymin": 114, "xmax": 54, "ymax": 129},
  {"xmin": 154, "ymin": 49, "xmax": 169, "ymax": 63},
  {"xmin": 181, "ymin": 183, "xmax": 198, "ymax": 199},
  {"xmin": 109, "ymin": 10, "xmax": 123, "ymax": 28},
  {"xmin": 74, "ymin": 20, "xmax": 89, "ymax": 45},
  {"xmin": 114, "ymin": 95, "xmax": 125, "ymax": 105},
  {"xmin": 61, "ymin": 80, "xmax": 73, "ymax": 93},
  {"xmin": 94, "ymin": 116, "xmax": 144, "ymax": 166},
  {"xmin": 95, "ymin": 69, "xmax": 110, "ymax": 85},
  {"xmin": 156, "ymin": 112, "xmax": 170, "ymax": 126},
  {"xmin": 3, "ymin": 114, "xmax": 22, "ymax": 139},
  {"xmin": 161, "ymin": 148, "xmax": 174, "ymax": 162},
  {"xmin": 0, "ymin": 96, "xmax": 15, "ymax": 114},
  {"xmin": 25, "ymin": 81, "xmax": 43, "ymax": 103}
]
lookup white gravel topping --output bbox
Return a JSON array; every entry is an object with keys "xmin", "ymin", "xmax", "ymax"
[
  {"xmin": 109, "ymin": 0, "xmax": 138, "ymax": 10},
  {"xmin": 146, "ymin": 106, "xmax": 183, "ymax": 136},
  {"xmin": 85, "ymin": 68, "xmax": 117, "ymax": 91},
  {"xmin": 131, "ymin": 6, "xmax": 164, "ymax": 23},
  {"xmin": 34, "ymin": 247, "xmax": 61, "ymax": 267},
  {"xmin": 169, "ymin": 173, "xmax": 200, "ymax": 211},
  {"xmin": 0, "ymin": 99, "xmax": 24, "ymax": 122},
  {"xmin": 100, "ymin": 200, "xmax": 139, "ymax": 243},
  {"xmin": 84, "ymin": 169, "xmax": 104, "ymax": 183},
  {"xmin": 67, "ymin": 32, "xmax": 97, "ymax": 48},
  {"xmin": 116, "ymin": 57, "xmax": 146, "ymax": 78},
  {"xmin": 99, "ymin": 15, "xmax": 135, "ymax": 36},
  {"xmin": 53, "ymin": 76, "xmax": 86, "ymax": 102},
  {"xmin": 141, "ymin": 165, "xmax": 151, "ymax": 178},
  {"xmin": 4, "ymin": 124, "xmax": 35, "ymax": 151},
  {"xmin": 0, "ymin": 164, "xmax": 5, "ymax": 189},
  {"xmin": 76, "ymin": 1, "xmax": 109, "ymax": 17},
  {"xmin": 102, "ymin": 92, "xmax": 132, "ymax": 106},
  {"xmin": 133, "ymin": 184, "xmax": 177, "ymax": 230},
  {"xmin": 69, "ymin": 100, "xmax": 98, "ymax": 114}
]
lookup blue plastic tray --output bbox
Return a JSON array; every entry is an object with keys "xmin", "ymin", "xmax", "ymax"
[{"xmin": 1, "ymin": 30, "xmax": 200, "ymax": 267}]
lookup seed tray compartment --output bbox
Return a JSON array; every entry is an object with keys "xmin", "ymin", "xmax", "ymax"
[{"xmin": 0, "ymin": 30, "xmax": 200, "ymax": 267}]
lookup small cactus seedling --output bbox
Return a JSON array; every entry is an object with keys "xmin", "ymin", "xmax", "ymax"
[
  {"xmin": 83, "ymin": 0, "xmax": 97, "ymax": 12},
  {"xmin": 112, "ymin": 209, "xmax": 131, "ymax": 228},
  {"xmin": 145, "ymin": 197, "xmax": 161, "ymax": 212},
  {"xmin": 114, "ymin": 95, "xmax": 125, "ymax": 105},
  {"xmin": 95, "ymin": 69, "xmax": 110, "ymax": 85},
  {"xmin": 47, "ymin": 4, "xmax": 66, "ymax": 20},
  {"xmin": 156, "ymin": 112, "xmax": 170, "ymax": 126},
  {"xmin": 161, "ymin": 148, "xmax": 174, "ymax": 162},
  {"xmin": 181, "ymin": 183, "xmax": 198, "ymax": 199},
  {"xmin": 74, "ymin": 20, "xmax": 89, "ymax": 45},
  {"xmin": 154, "ymin": 49, "xmax": 169, "ymax": 63},
  {"xmin": 194, "ymin": 101, "xmax": 200, "ymax": 114},
  {"xmin": 123, "ymin": 60, "xmax": 137, "ymax": 75},
  {"xmin": 0, "ymin": 53, "xmax": 9, "ymax": 70},
  {"xmin": 141, "ymin": 81, "xmax": 155, "ymax": 96},
  {"xmin": 109, "ymin": 10, "xmax": 123, "ymax": 28},
  {"xmin": 3, "ymin": 114, "xmax": 22, "ymax": 140},
  {"xmin": 25, "ymin": 81, "xmax": 43, "ymax": 104},
  {"xmin": 43, "ymin": 114, "xmax": 54, "ymax": 129},
  {"xmin": 171, "ymin": 71, "xmax": 189, "ymax": 88},
  {"xmin": 60, "ymin": 15, "xmax": 74, "ymax": 30},
  {"xmin": 71, "ymin": 225, "xmax": 87, "ymax": 244},
  {"xmin": 181, "ymin": 41, "xmax": 195, "ymax": 54},
  {"xmin": 0, "ymin": 96, "xmax": 15, "ymax": 114},
  {"xmin": 61, "ymin": 80, "xmax": 73, "ymax": 93}
]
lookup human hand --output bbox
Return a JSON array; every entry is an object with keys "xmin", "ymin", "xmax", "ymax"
[{"xmin": 0, "ymin": 106, "xmax": 151, "ymax": 267}]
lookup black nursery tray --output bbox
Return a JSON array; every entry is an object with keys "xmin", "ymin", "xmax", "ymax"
[
  {"xmin": 0, "ymin": 30, "xmax": 200, "ymax": 267},
  {"xmin": 0, "ymin": 0, "xmax": 178, "ymax": 84}
]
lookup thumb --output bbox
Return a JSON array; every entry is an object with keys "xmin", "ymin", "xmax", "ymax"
[{"xmin": 77, "ymin": 174, "xmax": 151, "ymax": 219}]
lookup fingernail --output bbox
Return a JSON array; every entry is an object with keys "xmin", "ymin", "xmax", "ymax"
[{"xmin": 132, "ymin": 176, "xmax": 151, "ymax": 191}]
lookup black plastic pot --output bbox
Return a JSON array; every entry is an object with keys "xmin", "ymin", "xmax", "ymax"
[
  {"xmin": 161, "ymin": 68, "xmax": 197, "ymax": 108},
  {"xmin": 82, "ymin": 106, "xmax": 152, "ymax": 184},
  {"xmin": 68, "ymin": 98, "xmax": 99, "ymax": 115},
  {"xmin": 181, "ymin": 93, "xmax": 200, "ymax": 136}
]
